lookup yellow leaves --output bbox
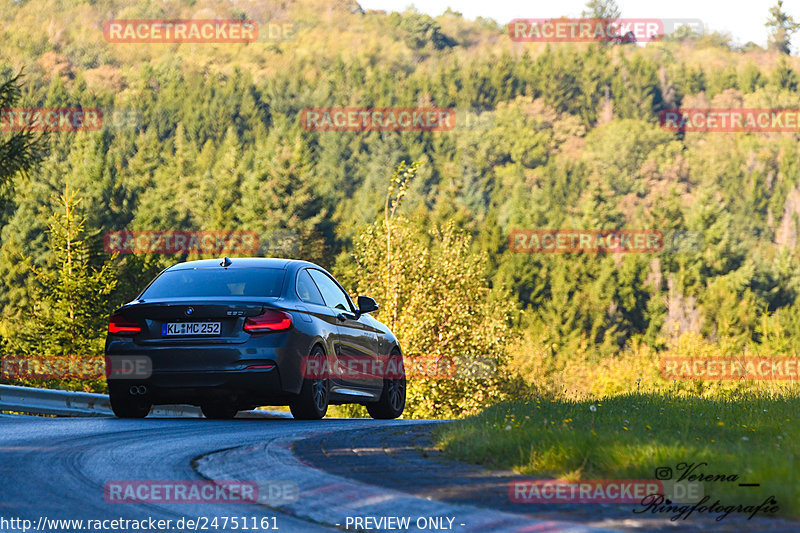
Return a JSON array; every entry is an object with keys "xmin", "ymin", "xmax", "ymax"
[{"xmin": 349, "ymin": 194, "xmax": 515, "ymax": 419}]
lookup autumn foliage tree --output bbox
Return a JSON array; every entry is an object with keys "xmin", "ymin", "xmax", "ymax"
[{"xmin": 345, "ymin": 162, "xmax": 523, "ymax": 418}]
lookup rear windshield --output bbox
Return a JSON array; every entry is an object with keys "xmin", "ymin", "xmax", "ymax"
[{"xmin": 141, "ymin": 268, "xmax": 285, "ymax": 299}]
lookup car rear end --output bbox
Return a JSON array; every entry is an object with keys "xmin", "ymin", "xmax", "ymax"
[{"xmin": 105, "ymin": 261, "xmax": 309, "ymax": 411}]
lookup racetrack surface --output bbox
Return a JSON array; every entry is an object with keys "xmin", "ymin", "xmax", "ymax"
[
  {"xmin": 0, "ymin": 415, "xmax": 405, "ymax": 532},
  {"xmin": 0, "ymin": 414, "xmax": 613, "ymax": 533},
  {"xmin": 1, "ymin": 414, "xmax": 796, "ymax": 533}
]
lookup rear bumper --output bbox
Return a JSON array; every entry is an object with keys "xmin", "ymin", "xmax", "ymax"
[
  {"xmin": 103, "ymin": 295, "xmax": 348, "ymax": 407},
  {"xmin": 107, "ymin": 367, "xmax": 295, "ymax": 407},
  {"xmin": 105, "ymin": 330, "xmax": 312, "ymax": 401}
]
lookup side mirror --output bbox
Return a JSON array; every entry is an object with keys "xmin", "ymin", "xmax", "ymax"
[{"xmin": 357, "ymin": 295, "xmax": 379, "ymax": 314}]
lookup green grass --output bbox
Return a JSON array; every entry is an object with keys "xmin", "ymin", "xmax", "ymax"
[{"xmin": 433, "ymin": 392, "xmax": 799, "ymax": 518}]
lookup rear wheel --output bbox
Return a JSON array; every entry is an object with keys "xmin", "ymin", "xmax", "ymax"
[
  {"xmin": 290, "ymin": 346, "xmax": 329, "ymax": 420},
  {"xmin": 109, "ymin": 390, "xmax": 151, "ymax": 419},
  {"xmin": 201, "ymin": 403, "xmax": 239, "ymax": 420},
  {"xmin": 367, "ymin": 352, "xmax": 406, "ymax": 420}
]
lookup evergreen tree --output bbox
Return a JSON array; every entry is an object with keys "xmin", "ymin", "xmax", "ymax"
[
  {"xmin": 1, "ymin": 186, "xmax": 116, "ymax": 392},
  {"xmin": 766, "ymin": 0, "xmax": 799, "ymax": 54},
  {"xmin": 582, "ymin": 0, "xmax": 621, "ymax": 20},
  {"xmin": 237, "ymin": 123, "xmax": 330, "ymax": 263},
  {"xmin": 0, "ymin": 71, "xmax": 46, "ymax": 204}
]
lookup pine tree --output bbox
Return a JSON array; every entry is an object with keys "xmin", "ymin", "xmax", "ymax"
[
  {"xmin": 0, "ymin": 71, "xmax": 46, "ymax": 201},
  {"xmin": 766, "ymin": 1, "xmax": 799, "ymax": 54},
  {"xmin": 582, "ymin": 0, "xmax": 621, "ymax": 20},
  {"xmin": 237, "ymin": 123, "xmax": 330, "ymax": 263},
  {"xmin": 1, "ymin": 185, "xmax": 117, "ymax": 391}
]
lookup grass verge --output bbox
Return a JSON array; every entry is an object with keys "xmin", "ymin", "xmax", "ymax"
[{"xmin": 433, "ymin": 391, "xmax": 798, "ymax": 518}]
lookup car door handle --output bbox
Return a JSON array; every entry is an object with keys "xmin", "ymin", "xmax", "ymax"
[{"xmin": 336, "ymin": 313, "xmax": 347, "ymax": 322}]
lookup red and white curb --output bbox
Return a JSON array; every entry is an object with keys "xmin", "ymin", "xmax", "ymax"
[{"xmin": 194, "ymin": 430, "xmax": 619, "ymax": 533}]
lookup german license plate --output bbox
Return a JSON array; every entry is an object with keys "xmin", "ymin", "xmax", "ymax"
[{"xmin": 162, "ymin": 322, "xmax": 221, "ymax": 336}]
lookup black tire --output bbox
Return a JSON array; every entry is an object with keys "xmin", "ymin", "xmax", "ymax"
[
  {"xmin": 367, "ymin": 352, "xmax": 406, "ymax": 419},
  {"xmin": 109, "ymin": 391, "xmax": 151, "ymax": 419},
  {"xmin": 201, "ymin": 403, "xmax": 239, "ymax": 420},
  {"xmin": 290, "ymin": 345, "xmax": 329, "ymax": 420}
]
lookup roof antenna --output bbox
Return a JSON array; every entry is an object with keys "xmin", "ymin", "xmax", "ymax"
[{"xmin": 220, "ymin": 256, "xmax": 232, "ymax": 268}]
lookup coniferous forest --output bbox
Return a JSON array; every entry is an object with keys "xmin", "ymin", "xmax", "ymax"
[{"xmin": 3, "ymin": 0, "xmax": 800, "ymax": 419}]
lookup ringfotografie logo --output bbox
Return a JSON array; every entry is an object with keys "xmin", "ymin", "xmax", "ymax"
[{"xmin": 637, "ymin": 463, "xmax": 778, "ymax": 521}]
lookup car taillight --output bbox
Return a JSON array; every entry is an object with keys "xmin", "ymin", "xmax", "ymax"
[
  {"xmin": 108, "ymin": 314, "xmax": 142, "ymax": 335},
  {"xmin": 244, "ymin": 310, "xmax": 292, "ymax": 333}
]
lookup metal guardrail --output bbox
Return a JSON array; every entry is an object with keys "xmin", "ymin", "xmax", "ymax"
[
  {"xmin": 0, "ymin": 384, "xmax": 292, "ymax": 419},
  {"xmin": 0, "ymin": 384, "xmax": 202, "ymax": 417}
]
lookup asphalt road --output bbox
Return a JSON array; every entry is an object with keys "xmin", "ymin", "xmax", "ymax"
[
  {"xmin": 2, "ymin": 414, "xmax": 795, "ymax": 533},
  {"xmin": 0, "ymin": 414, "xmax": 423, "ymax": 533}
]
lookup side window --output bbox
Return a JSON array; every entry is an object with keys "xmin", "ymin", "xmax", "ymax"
[
  {"xmin": 295, "ymin": 269, "xmax": 326, "ymax": 306},
  {"xmin": 307, "ymin": 269, "xmax": 352, "ymax": 312}
]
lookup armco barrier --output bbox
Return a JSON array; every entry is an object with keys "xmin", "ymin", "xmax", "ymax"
[
  {"xmin": 0, "ymin": 384, "xmax": 202, "ymax": 417},
  {"xmin": 0, "ymin": 385, "xmax": 290, "ymax": 418}
]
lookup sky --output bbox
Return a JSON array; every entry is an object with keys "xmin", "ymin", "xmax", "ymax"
[{"xmin": 358, "ymin": 0, "xmax": 800, "ymax": 50}]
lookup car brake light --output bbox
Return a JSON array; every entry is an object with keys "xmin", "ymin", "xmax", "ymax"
[
  {"xmin": 244, "ymin": 310, "xmax": 292, "ymax": 333},
  {"xmin": 108, "ymin": 314, "xmax": 142, "ymax": 335}
]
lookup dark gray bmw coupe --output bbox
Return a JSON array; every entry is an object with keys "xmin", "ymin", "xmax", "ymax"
[{"xmin": 104, "ymin": 257, "xmax": 405, "ymax": 420}]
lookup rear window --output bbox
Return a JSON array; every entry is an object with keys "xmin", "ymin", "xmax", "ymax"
[{"xmin": 141, "ymin": 268, "xmax": 285, "ymax": 299}]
